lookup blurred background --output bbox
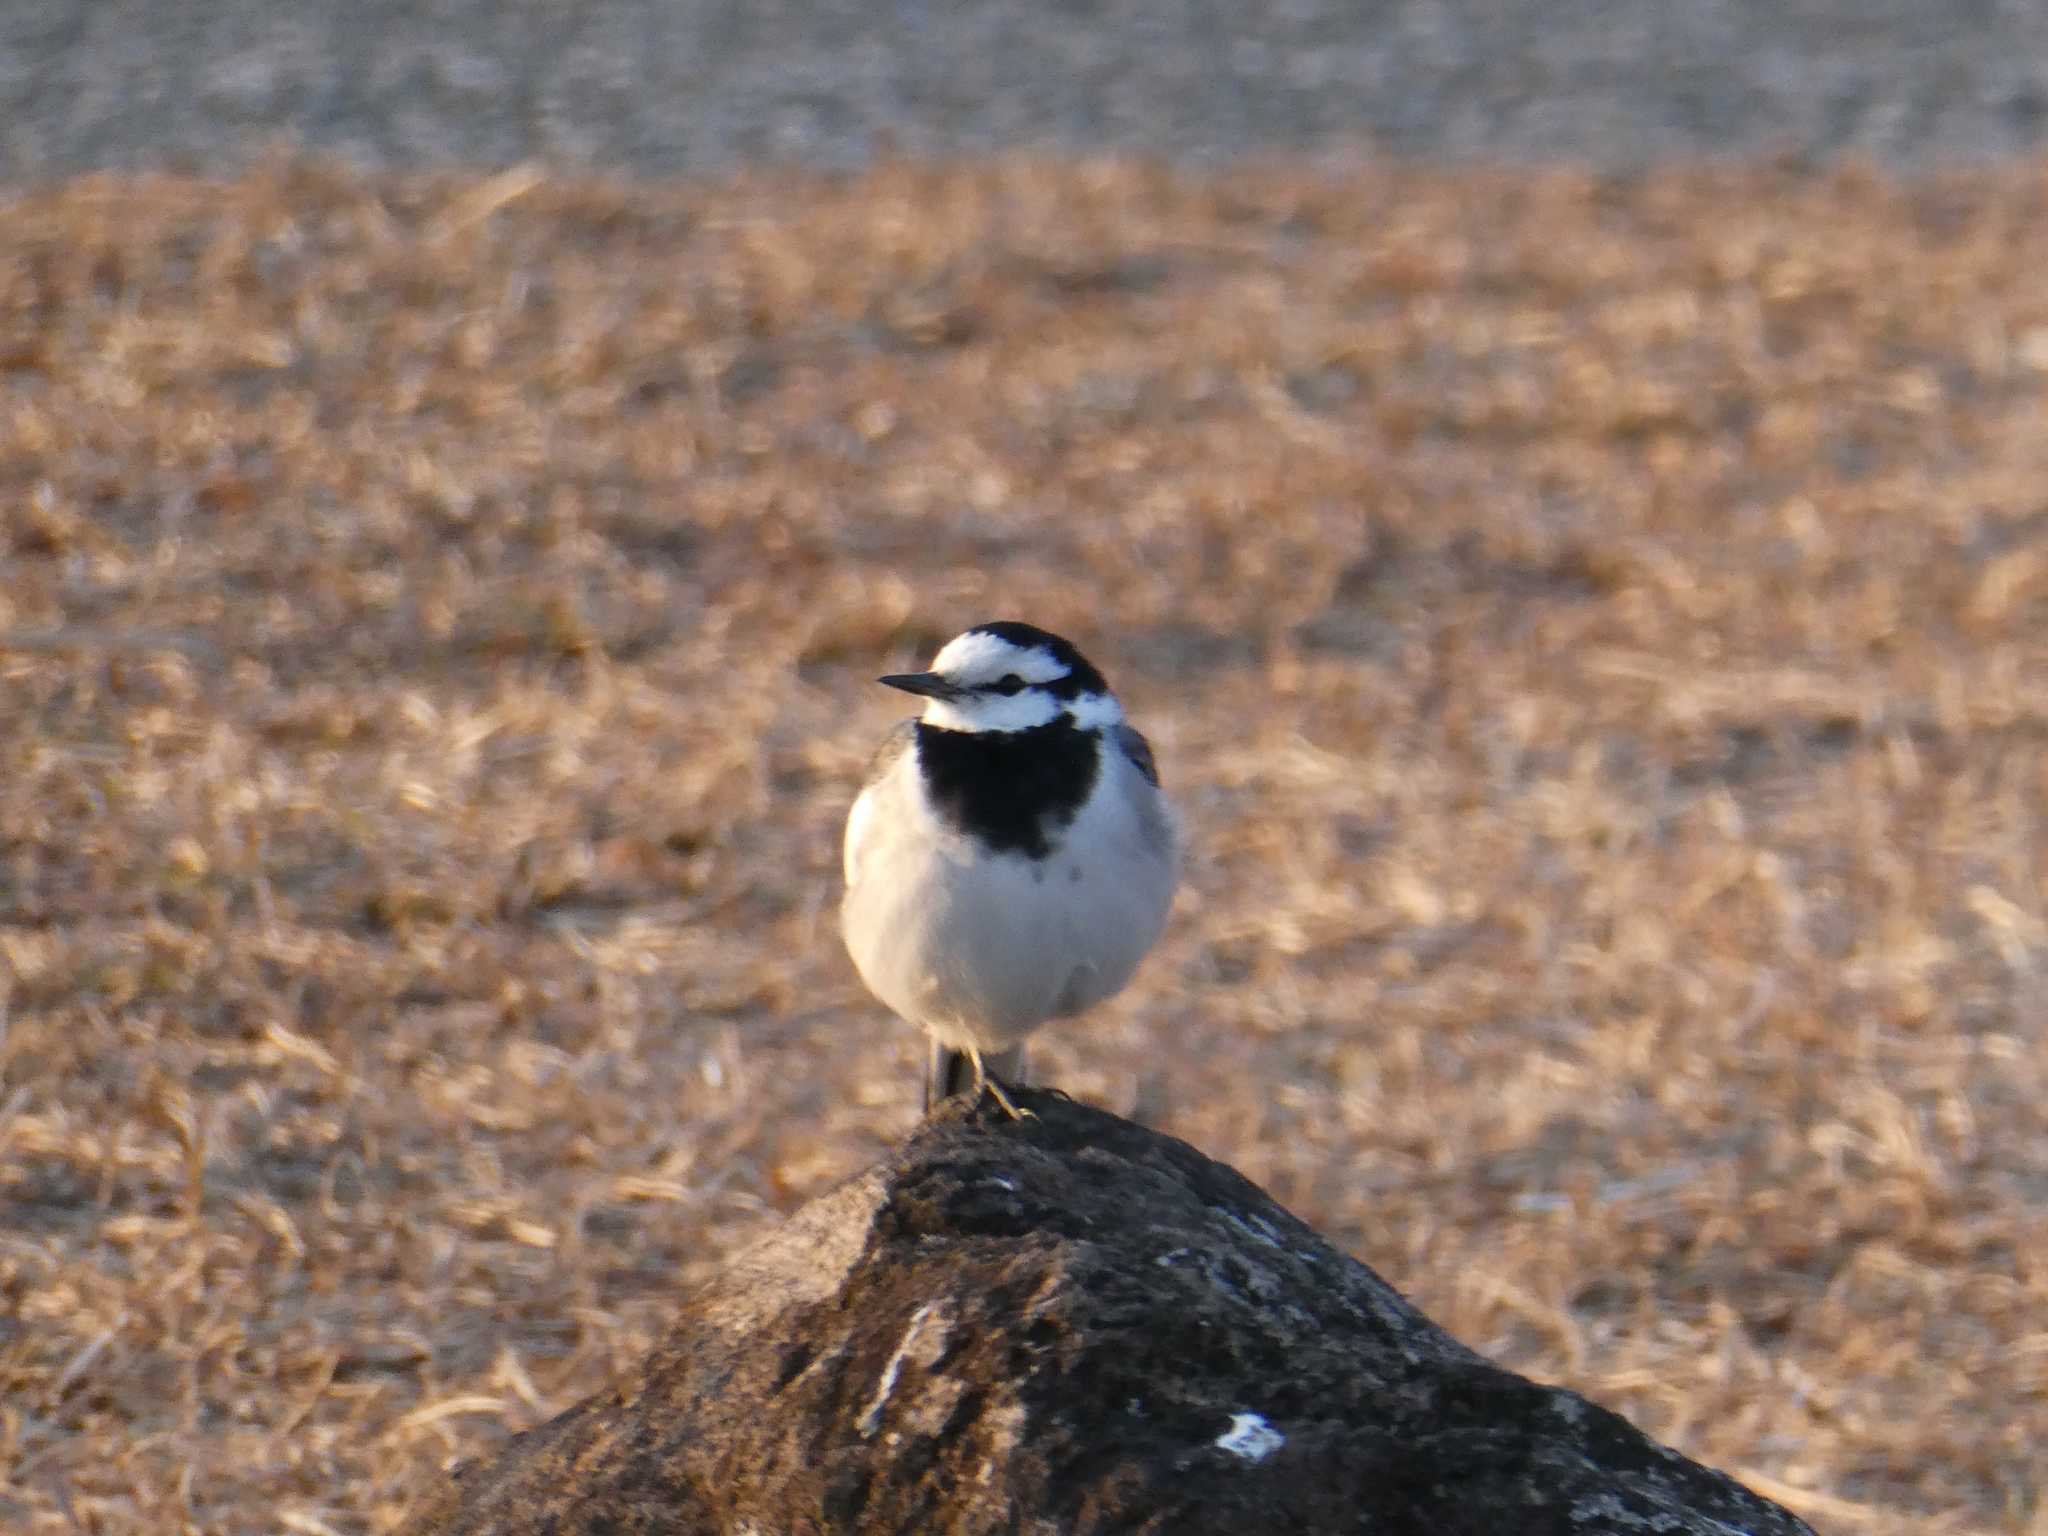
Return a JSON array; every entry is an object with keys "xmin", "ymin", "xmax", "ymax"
[
  {"xmin": 2, "ymin": 7, "xmax": 2044, "ymax": 1536},
  {"xmin": 10, "ymin": 0, "xmax": 2048, "ymax": 174}
]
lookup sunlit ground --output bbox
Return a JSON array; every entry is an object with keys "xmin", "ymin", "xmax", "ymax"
[{"xmin": 1, "ymin": 158, "xmax": 2042, "ymax": 1534}]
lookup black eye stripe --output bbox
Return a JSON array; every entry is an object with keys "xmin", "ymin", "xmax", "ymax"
[
  {"xmin": 960, "ymin": 623, "xmax": 1109, "ymax": 699},
  {"xmin": 990, "ymin": 674, "xmax": 1026, "ymax": 695}
]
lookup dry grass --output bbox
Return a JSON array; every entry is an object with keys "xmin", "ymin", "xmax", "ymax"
[{"xmin": 0, "ymin": 155, "xmax": 2043, "ymax": 1534}]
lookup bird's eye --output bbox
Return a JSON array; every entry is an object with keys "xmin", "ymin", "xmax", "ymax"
[{"xmin": 990, "ymin": 674, "xmax": 1026, "ymax": 696}]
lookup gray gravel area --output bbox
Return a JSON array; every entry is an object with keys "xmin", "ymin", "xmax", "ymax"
[{"xmin": 5, "ymin": 1, "xmax": 2048, "ymax": 178}]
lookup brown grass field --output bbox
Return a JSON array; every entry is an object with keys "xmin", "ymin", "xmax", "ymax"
[{"xmin": 0, "ymin": 156, "xmax": 2044, "ymax": 1534}]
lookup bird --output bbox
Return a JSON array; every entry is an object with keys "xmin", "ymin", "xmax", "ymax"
[{"xmin": 842, "ymin": 621, "xmax": 1180, "ymax": 1117}]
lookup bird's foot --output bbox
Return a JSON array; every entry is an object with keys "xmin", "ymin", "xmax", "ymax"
[
  {"xmin": 964, "ymin": 1048, "xmax": 1036, "ymax": 1121},
  {"xmin": 979, "ymin": 1074, "xmax": 1037, "ymax": 1122}
]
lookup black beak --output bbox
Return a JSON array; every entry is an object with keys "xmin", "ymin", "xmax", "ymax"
[{"xmin": 879, "ymin": 671, "xmax": 963, "ymax": 700}]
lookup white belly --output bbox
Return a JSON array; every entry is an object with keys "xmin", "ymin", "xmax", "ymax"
[{"xmin": 842, "ymin": 748, "xmax": 1178, "ymax": 1053}]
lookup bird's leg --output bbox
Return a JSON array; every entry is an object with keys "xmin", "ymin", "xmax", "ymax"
[{"xmin": 969, "ymin": 1046, "xmax": 1035, "ymax": 1121}]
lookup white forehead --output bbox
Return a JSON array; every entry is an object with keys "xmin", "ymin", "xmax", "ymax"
[{"xmin": 930, "ymin": 630, "xmax": 1069, "ymax": 685}]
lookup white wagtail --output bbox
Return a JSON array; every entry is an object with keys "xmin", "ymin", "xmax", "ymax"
[{"xmin": 842, "ymin": 621, "xmax": 1180, "ymax": 1116}]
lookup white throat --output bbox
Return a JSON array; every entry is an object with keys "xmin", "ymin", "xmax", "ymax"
[
  {"xmin": 922, "ymin": 691, "xmax": 1061, "ymax": 733},
  {"xmin": 921, "ymin": 689, "xmax": 1123, "ymax": 735}
]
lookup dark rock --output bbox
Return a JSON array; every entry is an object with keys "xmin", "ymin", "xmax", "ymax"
[{"xmin": 400, "ymin": 1088, "xmax": 1816, "ymax": 1535}]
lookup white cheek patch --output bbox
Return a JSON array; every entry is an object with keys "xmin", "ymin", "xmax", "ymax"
[
  {"xmin": 930, "ymin": 631, "xmax": 1067, "ymax": 687},
  {"xmin": 1064, "ymin": 691, "xmax": 1125, "ymax": 729},
  {"xmin": 923, "ymin": 690, "xmax": 1062, "ymax": 733}
]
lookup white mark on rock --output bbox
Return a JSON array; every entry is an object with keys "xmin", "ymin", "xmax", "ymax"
[
  {"xmin": 1214, "ymin": 1411, "xmax": 1284, "ymax": 1463},
  {"xmin": 1221, "ymin": 1210, "xmax": 1287, "ymax": 1249},
  {"xmin": 857, "ymin": 1301, "xmax": 951, "ymax": 1439}
]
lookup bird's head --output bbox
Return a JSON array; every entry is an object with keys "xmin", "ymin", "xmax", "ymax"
[{"xmin": 880, "ymin": 621, "xmax": 1122, "ymax": 734}]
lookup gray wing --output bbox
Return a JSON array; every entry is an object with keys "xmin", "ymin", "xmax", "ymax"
[
  {"xmin": 1111, "ymin": 722, "xmax": 1180, "ymax": 869},
  {"xmin": 1113, "ymin": 723, "xmax": 1160, "ymax": 788}
]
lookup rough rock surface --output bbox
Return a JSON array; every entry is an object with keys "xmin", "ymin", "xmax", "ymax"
[{"xmin": 400, "ymin": 1088, "xmax": 1815, "ymax": 1535}]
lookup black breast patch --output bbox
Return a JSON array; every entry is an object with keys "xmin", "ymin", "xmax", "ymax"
[{"xmin": 915, "ymin": 718, "xmax": 1100, "ymax": 859}]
